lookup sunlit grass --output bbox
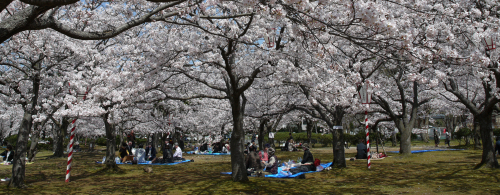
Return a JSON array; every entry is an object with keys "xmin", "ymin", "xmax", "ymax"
[{"xmin": 0, "ymin": 142, "xmax": 498, "ymax": 194}]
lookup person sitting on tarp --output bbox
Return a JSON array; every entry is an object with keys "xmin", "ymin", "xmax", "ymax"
[
  {"xmin": 153, "ymin": 144, "xmax": 173, "ymax": 164},
  {"xmin": 1, "ymin": 145, "xmax": 14, "ymax": 162},
  {"xmin": 263, "ymin": 147, "xmax": 279, "ymax": 174},
  {"xmin": 73, "ymin": 141, "xmax": 81, "ymax": 152},
  {"xmin": 127, "ymin": 141, "xmax": 134, "ymax": 155},
  {"xmin": 221, "ymin": 143, "xmax": 229, "ymax": 153},
  {"xmin": 119, "ymin": 143, "xmax": 131, "ymax": 163},
  {"xmin": 173, "ymin": 143, "xmax": 185, "ymax": 161},
  {"xmin": 259, "ymin": 144, "xmax": 270, "ymax": 163},
  {"xmin": 286, "ymin": 143, "xmax": 316, "ymax": 174},
  {"xmin": 245, "ymin": 145, "xmax": 263, "ymax": 176},
  {"xmin": 356, "ymin": 139, "xmax": 367, "ymax": 159},
  {"xmin": 212, "ymin": 142, "xmax": 221, "ymax": 153},
  {"xmin": 145, "ymin": 143, "xmax": 157, "ymax": 161},
  {"xmin": 201, "ymin": 143, "xmax": 208, "ymax": 152}
]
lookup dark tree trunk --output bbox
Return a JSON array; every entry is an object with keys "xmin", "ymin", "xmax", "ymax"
[
  {"xmin": 477, "ymin": 114, "xmax": 499, "ymax": 168},
  {"xmin": 473, "ymin": 116, "xmax": 481, "ymax": 149},
  {"xmin": 306, "ymin": 118, "xmax": 312, "ymax": 146},
  {"xmin": 9, "ymin": 112, "xmax": 33, "ymax": 188},
  {"xmin": 27, "ymin": 125, "xmax": 40, "ymax": 162},
  {"xmin": 103, "ymin": 112, "xmax": 117, "ymax": 169},
  {"xmin": 53, "ymin": 118, "xmax": 69, "ymax": 157},
  {"xmin": 10, "ymin": 61, "xmax": 41, "ymax": 188},
  {"xmin": 229, "ymin": 94, "xmax": 248, "ymax": 182},
  {"xmin": 257, "ymin": 118, "xmax": 268, "ymax": 151},
  {"xmin": 398, "ymin": 121, "xmax": 412, "ymax": 155},
  {"xmin": 331, "ymin": 107, "xmax": 346, "ymax": 168}
]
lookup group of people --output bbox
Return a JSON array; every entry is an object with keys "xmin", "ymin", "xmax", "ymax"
[
  {"xmin": 245, "ymin": 142, "xmax": 319, "ymax": 176},
  {"xmin": 433, "ymin": 129, "xmax": 451, "ymax": 147},
  {"xmin": 193, "ymin": 141, "xmax": 230, "ymax": 154},
  {"xmin": 118, "ymin": 139, "xmax": 185, "ymax": 164}
]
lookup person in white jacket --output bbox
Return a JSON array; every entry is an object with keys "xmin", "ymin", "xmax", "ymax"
[{"xmin": 173, "ymin": 143, "xmax": 184, "ymax": 161}]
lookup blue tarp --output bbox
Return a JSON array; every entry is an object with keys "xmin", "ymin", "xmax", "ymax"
[
  {"xmin": 388, "ymin": 149, "xmax": 464, "ymax": 154},
  {"xmin": 186, "ymin": 151, "xmax": 230, "ymax": 155},
  {"xmin": 221, "ymin": 162, "xmax": 333, "ymax": 178},
  {"xmin": 95, "ymin": 160, "xmax": 192, "ymax": 165}
]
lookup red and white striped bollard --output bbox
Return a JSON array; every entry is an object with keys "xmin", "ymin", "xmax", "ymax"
[
  {"xmin": 365, "ymin": 110, "xmax": 370, "ymax": 169},
  {"xmin": 66, "ymin": 119, "xmax": 77, "ymax": 182}
]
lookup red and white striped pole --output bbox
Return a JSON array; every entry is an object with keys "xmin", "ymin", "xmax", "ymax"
[
  {"xmin": 365, "ymin": 110, "xmax": 371, "ymax": 169},
  {"xmin": 65, "ymin": 84, "xmax": 88, "ymax": 182},
  {"xmin": 66, "ymin": 119, "xmax": 77, "ymax": 182}
]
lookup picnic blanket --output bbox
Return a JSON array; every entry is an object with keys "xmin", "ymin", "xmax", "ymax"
[
  {"xmin": 221, "ymin": 162, "xmax": 333, "ymax": 178},
  {"xmin": 388, "ymin": 149, "xmax": 464, "ymax": 154},
  {"xmin": 96, "ymin": 160, "xmax": 192, "ymax": 165},
  {"xmin": 186, "ymin": 151, "xmax": 231, "ymax": 155}
]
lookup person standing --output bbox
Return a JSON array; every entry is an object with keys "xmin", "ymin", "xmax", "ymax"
[
  {"xmin": 127, "ymin": 130, "xmax": 136, "ymax": 148},
  {"xmin": 391, "ymin": 130, "xmax": 397, "ymax": 147},
  {"xmin": 434, "ymin": 129, "xmax": 440, "ymax": 147},
  {"xmin": 356, "ymin": 139, "xmax": 367, "ymax": 159},
  {"xmin": 445, "ymin": 130, "xmax": 451, "ymax": 147},
  {"xmin": 179, "ymin": 136, "xmax": 185, "ymax": 150}
]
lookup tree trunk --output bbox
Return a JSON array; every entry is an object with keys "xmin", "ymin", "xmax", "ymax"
[
  {"xmin": 10, "ymin": 61, "xmax": 41, "ymax": 188},
  {"xmin": 399, "ymin": 122, "xmax": 412, "ymax": 155},
  {"xmin": 477, "ymin": 114, "xmax": 499, "ymax": 168},
  {"xmin": 306, "ymin": 119, "xmax": 312, "ymax": 146},
  {"xmin": 53, "ymin": 118, "xmax": 70, "ymax": 157},
  {"xmin": 331, "ymin": 107, "xmax": 346, "ymax": 168},
  {"xmin": 27, "ymin": 126, "xmax": 40, "ymax": 162},
  {"xmin": 229, "ymin": 94, "xmax": 248, "ymax": 182},
  {"xmin": 103, "ymin": 112, "xmax": 117, "ymax": 169},
  {"xmin": 9, "ymin": 111, "xmax": 33, "ymax": 188},
  {"xmin": 473, "ymin": 116, "xmax": 481, "ymax": 149},
  {"xmin": 420, "ymin": 116, "xmax": 430, "ymax": 143},
  {"xmin": 258, "ymin": 119, "xmax": 266, "ymax": 151}
]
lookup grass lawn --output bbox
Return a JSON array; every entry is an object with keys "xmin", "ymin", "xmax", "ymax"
[{"xmin": 0, "ymin": 142, "xmax": 499, "ymax": 194}]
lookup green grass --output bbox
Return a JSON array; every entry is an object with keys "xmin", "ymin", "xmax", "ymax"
[{"xmin": 0, "ymin": 142, "xmax": 499, "ymax": 195}]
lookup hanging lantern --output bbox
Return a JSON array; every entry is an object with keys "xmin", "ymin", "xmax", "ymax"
[
  {"xmin": 483, "ymin": 37, "xmax": 496, "ymax": 51},
  {"xmin": 264, "ymin": 28, "xmax": 276, "ymax": 48}
]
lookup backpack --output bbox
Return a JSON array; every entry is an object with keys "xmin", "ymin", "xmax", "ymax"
[{"xmin": 314, "ymin": 158, "xmax": 321, "ymax": 167}]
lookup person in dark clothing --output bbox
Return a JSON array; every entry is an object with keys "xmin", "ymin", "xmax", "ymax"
[
  {"xmin": 162, "ymin": 144, "xmax": 173, "ymax": 163},
  {"xmin": 289, "ymin": 143, "xmax": 316, "ymax": 174},
  {"xmin": 356, "ymin": 139, "xmax": 368, "ymax": 159},
  {"xmin": 119, "ymin": 143, "xmax": 130, "ymax": 162},
  {"xmin": 251, "ymin": 132, "xmax": 257, "ymax": 143},
  {"xmin": 433, "ymin": 129, "xmax": 440, "ymax": 147},
  {"xmin": 284, "ymin": 133, "xmax": 293, "ymax": 151},
  {"xmin": 245, "ymin": 145, "xmax": 263, "ymax": 175},
  {"xmin": 495, "ymin": 137, "xmax": 500, "ymax": 156},
  {"xmin": 127, "ymin": 130, "xmax": 136, "ymax": 148},
  {"xmin": 1, "ymin": 145, "xmax": 14, "ymax": 162},
  {"xmin": 145, "ymin": 143, "xmax": 157, "ymax": 161},
  {"xmin": 263, "ymin": 148, "xmax": 279, "ymax": 174},
  {"xmin": 127, "ymin": 141, "xmax": 134, "ymax": 155},
  {"xmin": 179, "ymin": 138, "xmax": 185, "ymax": 150},
  {"xmin": 212, "ymin": 142, "xmax": 221, "ymax": 153},
  {"xmin": 201, "ymin": 143, "xmax": 208, "ymax": 152}
]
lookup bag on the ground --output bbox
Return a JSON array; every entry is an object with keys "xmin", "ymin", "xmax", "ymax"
[{"xmin": 314, "ymin": 158, "xmax": 321, "ymax": 167}]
